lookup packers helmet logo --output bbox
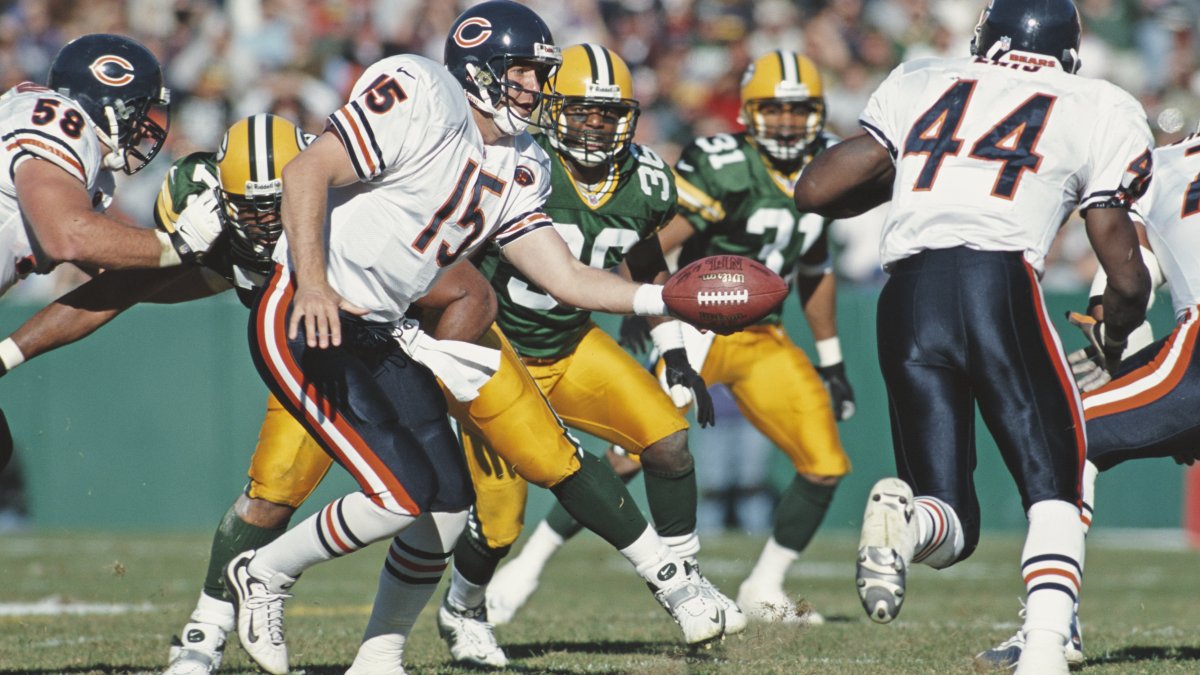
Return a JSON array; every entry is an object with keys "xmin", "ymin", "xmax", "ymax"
[
  {"xmin": 454, "ymin": 17, "xmax": 492, "ymax": 48},
  {"xmin": 89, "ymin": 55, "xmax": 136, "ymax": 87}
]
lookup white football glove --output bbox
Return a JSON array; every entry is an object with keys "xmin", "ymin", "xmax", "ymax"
[
  {"xmin": 1066, "ymin": 311, "xmax": 1126, "ymax": 392},
  {"xmin": 171, "ymin": 190, "xmax": 222, "ymax": 261}
]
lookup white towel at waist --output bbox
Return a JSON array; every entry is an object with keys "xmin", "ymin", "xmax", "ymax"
[{"xmin": 393, "ymin": 319, "xmax": 500, "ymax": 402}]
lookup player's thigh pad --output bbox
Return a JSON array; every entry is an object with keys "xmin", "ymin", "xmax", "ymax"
[
  {"xmin": 708, "ymin": 326, "xmax": 850, "ymax": 477},
  {"xmin": 246, "ymin": 392, "xmax": 335, "ymax": 507},
  {"xmin": 533, "ymin": 325, "xmax": 687, "ymax": 454},
  {"xmin": 1084, "ymin": 308, "xmax": 1200, "ymax": 470},
  {"xmin": 446, "ymin": 324, "xmax": 581, "ymax": 488}
]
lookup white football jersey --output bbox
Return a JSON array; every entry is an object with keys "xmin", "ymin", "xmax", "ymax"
[
  {"xmin": 1135, "ymin": 132, "xmax": 1200, "ymax": 321},
  {"xmin": 860, "ymin": 54, "xmax": 1153, "ymax": 273},
  {"xmin": 272, "ymin": 55, "xmax": 553, "ymax": 323},
  {"xmin": 0, "ymin": 82, "xmax": 112, "ymax": 294}
]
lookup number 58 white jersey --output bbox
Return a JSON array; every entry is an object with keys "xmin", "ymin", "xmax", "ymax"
[{"xmin": 860, "ymin": 55, "xmax": 1153, "ymax": 274}]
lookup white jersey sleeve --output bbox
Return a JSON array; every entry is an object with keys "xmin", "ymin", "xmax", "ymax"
[
  {"xmin": 858, "ymin": 61, "xmax": 921, "ymax": 159},
  {"xmin": 1078, "ymin": 90, "xmax": 1154, "ymax": 212},
  {"xmin": 325, "ymin": 55, "xmax": 466, "ymax": 183},
  {"xmin": 490, "ymin": 134, "xmax": 553, "ymax": 248},
  {"xmin": 0, "ymin": 85, "xmax": 103, "ymax": 186},
  {"xmin": 1138, "ymin": 134, "xmax": 1200, "ymax": 320}
]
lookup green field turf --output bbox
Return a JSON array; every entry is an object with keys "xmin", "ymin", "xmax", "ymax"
[{"xmin": 2, "ymin": 529, "xmax": 1199, "ymax": 674}]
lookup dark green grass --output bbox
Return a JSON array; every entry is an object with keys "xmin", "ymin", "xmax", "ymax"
[{"xmin": 2, "ymin": 530, "xmax": 1199, "ymax": 674}]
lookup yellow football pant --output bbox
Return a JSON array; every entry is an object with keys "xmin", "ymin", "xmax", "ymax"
[
  {"xmin": 687, "ymin": 324, "xmax": 851, "ymax": 477},
  {"xmin": 461, "ymin": 324, "xmax": 689, "ymax": 549}
]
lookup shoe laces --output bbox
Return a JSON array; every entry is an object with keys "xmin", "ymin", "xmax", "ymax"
[{"xmin": 245, "ymin": 585, "xmax": 291, "ymax": 645}]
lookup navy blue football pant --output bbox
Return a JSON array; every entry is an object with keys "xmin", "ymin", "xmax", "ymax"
[
  {"xmin": 877, "ymin": 247, "xmax": 1085, "ymax": 561},
  {"xmin": 248, "ymin": 264, "xmax": 474, "ymax": 517},
  {"xmin": 1085, "ymin": 306, "xmax": 1200, "ymax": 471}
]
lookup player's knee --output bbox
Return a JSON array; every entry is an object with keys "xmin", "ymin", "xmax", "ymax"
[
  {"xmin": 799, "ymin": 472, "xmax": 841, "ymax": 487},
  {"xmin": 235, "ymin": 494, "xmax": 296, "ymax": 529},
  {"xmin": 640, "ymin": 430, "xmax": 693, "ymax": 477}
]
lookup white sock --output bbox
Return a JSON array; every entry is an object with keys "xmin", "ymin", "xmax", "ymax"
[
  {"xmin": 509, "ymin": 520, "xmax": 564, "ymax": 577},
  {"xmin": 352, "ymin": 511, "xmax": 464, "ymax": 670},
  {"xmin": 1021, "ymin": 500, "xmax": 1083, "ymax": 642},
  {"xmin": 447, "ymin": 566, "xmax": 488, "ymax": 611},
  {"xmin": 661, "ymin": 531, "xmax": 701, "ymax": 563},
  {"xmin": 1080, "ymin": 460, "xmax": 1098, "ymax": 536},
  {"xmin": 189, "ymin": 591, "xmax": 235, "ymax": 633},
  {"xmin": 912, "ymin": 496, "xmax": 964, "ymax": 568},
  {"xmin": 742, "ymin": 537, "xmax": 798, "ymax": 590},
  {"xmin": 251, "ymin": 492, "xmax": 416, "ymax": 579},
  {"xmin": 620, "ymin": 526, "xmax": 685, "ymax": 587}
]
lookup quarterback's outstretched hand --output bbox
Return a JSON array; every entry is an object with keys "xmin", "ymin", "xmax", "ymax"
[
  {"xmin": 1066, "ymin": 311, "xmax": 1126, "ymax": 391},
  {"xmin": 619, "ymin": 315, "xmax": 652, "ymax": 354},
  {"xmin": 817, "ymin": 362, "xmax": 856, "ymax": 421},
  {"xmin": 662, "ymin": 348, "xmax": 715, "ymax": 427}
]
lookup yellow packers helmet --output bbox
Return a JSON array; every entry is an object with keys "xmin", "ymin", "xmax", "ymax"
[
  {"xmin": 740, "ymin": 50, "xmax": 825, "ymax": 163},
  {"xmin": 215, "ymin": 114, "xmax": 308, "ymax": 272},
  {"xmin": 544, "ymin": 44, "xmax": 639, "ymax": 167}
]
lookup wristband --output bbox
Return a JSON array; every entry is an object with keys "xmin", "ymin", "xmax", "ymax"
[
  {"xmin": 632, "ymin": 284, "xmax": 667, "ymax": 317},
  {"xmin": 156, "ymin": 230, "xmax": 183, "ymax": 267},
  {"xmin": 815, "ymin": 336, "xmax": 843, "ymax": 367},
  {"xmin": 649, "ymin": 320, "xmax": 686, "ymax": 353},
  {"xmin": 0, "ymin": 337, "xmax": 26, "ymax": 375}
]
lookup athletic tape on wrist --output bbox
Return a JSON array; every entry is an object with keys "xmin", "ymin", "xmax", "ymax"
[
  {"xmin": 632, "ymin": 284, "xmax": 667, "ymax": 317},
  {"xmin": 649, "ymin": 320, "xmax": 685, "ymax": 352},
  {"xmin": 0, "ymin": 337, "xmax": 26, "ymax": 373},
  {"xmin": 815, "ymin": 337, "xmax": 843, "ymax": 367},
  {"xmin": 155, "ymin": 230, "xmax": 183, "ymax": 267}
]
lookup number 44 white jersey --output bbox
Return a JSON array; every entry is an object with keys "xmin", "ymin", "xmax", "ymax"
[
  {"xmin": 860, "ymin": 54, "xmax": 1153, "ymax": 274},
  {"xmin": 272, "ymin": 54, "xmax": 553, "ymax": 323},
  {"xmin": 1136, "ymin": 132, "xmax": 1200, "ymax": 322}
]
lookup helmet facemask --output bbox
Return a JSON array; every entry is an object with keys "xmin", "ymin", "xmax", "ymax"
[
  {"xmin": 216, "ymin": 181, "xmax": 283, "ymax": 274},
  {"xmin": 97, "ymin": 89, "xmax": 170, "ymax": 174},
  {"xmin": 466, "ymin": 48, "xmax": 561, "ymax": 136},
  {"xmin": 547, "ymin": 96, "xmax": 639, "ymax": 167},
  {"xmin": 743, "ymin": 97, "xmax": 825, "ymax": 164}
]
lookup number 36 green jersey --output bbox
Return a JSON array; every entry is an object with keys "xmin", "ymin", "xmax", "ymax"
[
  {"xmin": 674, "ymin": 131, "xmax": 838, "ymax": 325},
  {"xmin": 478, "ymin": 134, "xmax": 677, "ymax": 360}
]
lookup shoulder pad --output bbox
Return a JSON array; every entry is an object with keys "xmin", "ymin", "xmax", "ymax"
[{"xmin": 677, "ymin": 133, "xmax": 753, "ymax": 193}]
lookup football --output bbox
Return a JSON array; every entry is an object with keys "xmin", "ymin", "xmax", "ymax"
[{"xmin": 662, "ymin": 255, "xmax": 787, "ymax": 333}]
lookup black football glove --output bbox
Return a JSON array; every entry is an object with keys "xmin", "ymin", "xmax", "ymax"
[
  {"xmin": 619, "ymin": 315, "xmax": 652, "ymax": 354},
  {"xmin": 817, "ymin": 361, "xmax": 856, "ymax": 421},
  {"xmin": 662, "ymin": 348, "xmax": 715, "ymax": 428},
  {"xmin": 1065, "ymin": 311, "xmax": 1127, "ymax": 392}
]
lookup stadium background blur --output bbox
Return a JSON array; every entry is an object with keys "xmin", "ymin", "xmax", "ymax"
[{"xmin": 0, "ymin": 0, "xmax": 1196, "ymax": 536}]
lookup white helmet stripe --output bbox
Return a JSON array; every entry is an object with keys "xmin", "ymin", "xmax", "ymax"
[
  {"xmin": 252, "ymin": 114, "xmax": 271, "ymax": 183},
  {"xmin": 586, "ymin": 43, "xmax": 611, "ymax": 85},
  {"xmin": 779, "ymin": 50, "xmax": 799, "ymax": 84}
]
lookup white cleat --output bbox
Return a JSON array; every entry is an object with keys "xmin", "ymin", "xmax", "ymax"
[
  {"xmin": 224, "ymin": 551, "xmax": 294, "ymax": 675},
  {"xmin": 436, "ymin": 598, "xmax": 508, "ymax": 669},
  {"xmin": 689, "ymin": 563, "xmax": 747, "ymax": 635},
  {"xmin": 736, "ymin": 582, "xmax": 825, "ymax": 625},
  {"xmin": 485, "ymin": 559, "xmax": 540, "ymax": 626},
  {"xmin": 1015, "ymin": 629, "xmax": 1070, "ymax": 675},
  {"xmin": 974, "ymin": 609, "xmax": 1084, "ymax": 671},
  {"xmin": 856, "ymin": 478, "xmax": 917, "ymax": 624},
  {"xmin": 164, "ymin": 622, "xmax": 226, "ymax": 675},
  {"xmin": 650, "ymin": 562, "xmax": 725, "ymax": 647},
  {"xmin": 345, "ymin": 658, "xmax": 407, "ymax": 675}
]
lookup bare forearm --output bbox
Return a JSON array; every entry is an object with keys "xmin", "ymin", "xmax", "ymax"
[
  {"xmin": 799, "ymin": 272, "xmax": 837, "ymax": 341},
  {"xmin": 1086, "ymin": 209, "xmax": 1150, "ymax": 343}
]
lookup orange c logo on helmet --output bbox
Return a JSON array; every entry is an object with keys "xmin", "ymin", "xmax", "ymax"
[
  {"xmin": 89, "ymin": 55, "xmax": 135, "ymax": 87},
  {"xmin": 454, "ymin": 17, "xmax": 493, "ymax": 48}
]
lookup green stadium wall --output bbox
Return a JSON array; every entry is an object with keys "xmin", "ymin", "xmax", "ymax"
[{"xmin": 1, "ymin": 286, "xmax": 1184, "ymax": 533}]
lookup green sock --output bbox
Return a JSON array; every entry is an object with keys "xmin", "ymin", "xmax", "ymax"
[
  {"xmin": 202, "ymin": 504, "xmax": 289, "ymax": 600},
  {"xmin": 549, "ymin": 450, "xmax": 648, "ymax": 550},
  {"xmin": 773, "ymin": 476, "xmax": 837, "ymax": 553},
  {"xmin": 544, "ymin": 459, "xmax": 640, "ymax": 540},
  {"xmin": 453, "ymin": 510, "xmax": 511, "ymax": 586},
  {"xmin": 644, "ymin": 465, "xmax": 697, "ymax": 537}
]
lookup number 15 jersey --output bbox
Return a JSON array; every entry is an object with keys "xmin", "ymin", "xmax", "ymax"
[{"xmin": 860, "ymin": 55, "xmax": 1153, "ymax": 274}]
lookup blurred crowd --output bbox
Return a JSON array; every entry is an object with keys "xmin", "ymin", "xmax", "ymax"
[{"xmin": 1, "ymin": 0, "xmax": 1196, "ymax": 298}]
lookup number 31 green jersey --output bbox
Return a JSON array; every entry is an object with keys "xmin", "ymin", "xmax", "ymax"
[
  {"xmin": 478, "ymin": 134, "xmax": 677, "ymax": 360},
  {"xmin": 674, "ymin": 131, "xmax": 837, "ymax": 325}
]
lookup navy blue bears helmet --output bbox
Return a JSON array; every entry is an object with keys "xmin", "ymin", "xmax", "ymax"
[
  {"xmin": 444, "ymin": 0, "xmax": 561, "ymax": 136},
  {"xmin": 970, "ymin": 0, "xmax": 1083, "ymax": 74},
  {"xmin": 47, "ymin": 33, "xmax": 171, "ymax": 174}
]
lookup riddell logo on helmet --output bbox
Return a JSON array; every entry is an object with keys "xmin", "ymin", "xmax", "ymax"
[
  {"xmin": 454, "ymin": 17, "xmax": 492, "ymax": 48},
  {"xmin": 89, "ymin": 55, "xmax": 135, "ymax": 86}
]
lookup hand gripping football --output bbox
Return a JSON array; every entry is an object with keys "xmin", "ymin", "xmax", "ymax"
[{"xmin": 663, "ymin": 255, "xmax": 787, "ymax": 333}]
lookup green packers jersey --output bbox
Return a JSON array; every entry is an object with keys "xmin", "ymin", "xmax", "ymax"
[
  {"xmin": 153, "ymin": 151, "xmax": 255, "ymax": 306},
  {"xmin": 674, "ymin": 131, "xmax": 837, "ymax": 325},
  {"xmin": 479, "ymin": 135, "xmax": 677, "ymax": 359}
]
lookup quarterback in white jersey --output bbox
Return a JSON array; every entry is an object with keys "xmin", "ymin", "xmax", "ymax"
[
  {"xmin": 795, "ymin": 0, "xmax": 1152, "ymax": 672},
  {"xmin": 229, "ymin": 4, "xmax": 721, "ymax": 674}
]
